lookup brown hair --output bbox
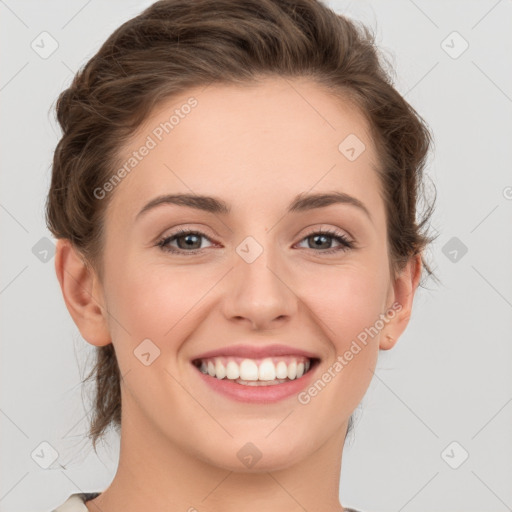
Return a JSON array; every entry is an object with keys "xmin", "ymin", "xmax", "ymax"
[{"xmin": 46, "ymin": 0, "xmax": 438, "ymax": 452}]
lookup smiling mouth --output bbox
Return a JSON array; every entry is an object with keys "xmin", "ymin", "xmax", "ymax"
[{"xmin": 192, "ymin": 356, "xmax": 320, "ymax": 386}]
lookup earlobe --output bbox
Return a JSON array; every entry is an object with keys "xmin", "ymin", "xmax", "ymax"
[
  {"xmin": 54, "ymin": 239, "xmax": 111, "ymax": 347},
  {"xmin": 380, "ymin": 254, "xmax": 422, "ymax": 351},
  {"xmin": 381, "ymin": 333, "xmax": 396, "ymax": 350}
]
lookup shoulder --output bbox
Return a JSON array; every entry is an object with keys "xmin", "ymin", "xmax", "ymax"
[{"xmin": 50, "ymin": 492, "xmax": 101, "ymax": 512}]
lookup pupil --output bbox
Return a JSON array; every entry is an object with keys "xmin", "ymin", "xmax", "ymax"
[
  {"xmin": 311, "ymin": 234, "xmax": 330, "ymax": 249},
  {"xmin": 180, "ymin": 234, "xmax": 200, "ymax": 249}
]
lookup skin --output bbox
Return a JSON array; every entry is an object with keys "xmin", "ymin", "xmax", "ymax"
[{"xmin": 55, "ymin": 76, "xmax": 421, "ymax": 512}]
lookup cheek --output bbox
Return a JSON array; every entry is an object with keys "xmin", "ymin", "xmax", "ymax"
[
  {"xmin": 298, "ymin": 264, "xmax": 387, "ymax": 397},
  {"xmin": 289, "ymin": 269, "xmax": 385, "ymax": 426},
  {"xmin": 104, "ymin": 258, "xmax": 217, "ymax": 346},
  {"xmin": 300, "ymin": 264, "xmax": 389, "ymax": 343}
]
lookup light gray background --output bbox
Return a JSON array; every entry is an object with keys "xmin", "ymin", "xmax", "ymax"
[{"xmin": 1, "ymin": 1, "xmax": 511, "ymax": 511}]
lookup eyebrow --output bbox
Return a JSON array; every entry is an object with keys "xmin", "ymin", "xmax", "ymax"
[{"xmin": 136, "ymin": 191, "xmax": 373, "ymax": 223}]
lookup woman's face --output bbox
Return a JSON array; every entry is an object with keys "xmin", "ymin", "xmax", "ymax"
[{"xmin": 75, "ymin": 77, "xmax": 419, "ymax": 471}]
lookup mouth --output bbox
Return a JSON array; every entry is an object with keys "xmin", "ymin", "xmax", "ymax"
[
  {"xmin": 190, "ymin": 344, "xmax": 322, "ymax": 402},
  {"xmin": 192, "ymin": 355, "xmax": 321, "ymax": 386}
]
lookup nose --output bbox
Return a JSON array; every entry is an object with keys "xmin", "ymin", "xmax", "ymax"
[{"xmin": 221, "ymin": 244, "xmax": 298, "ymax": 331}]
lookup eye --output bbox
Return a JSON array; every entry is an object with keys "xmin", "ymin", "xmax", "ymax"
[
  {"xmin": 157, "ymin": 228, "xmax": 215, "ymax": 254},
  {"xmin": 156, "ymin": 228, "xmax": 354, "ymax": 255},
  {"xmin": 295, "ymin": 228, "xmax": 354, "ymax": 254}
]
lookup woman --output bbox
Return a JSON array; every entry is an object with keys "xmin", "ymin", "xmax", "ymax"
[{"xmin": 47, "ymin": 0, "xmax": 437, "ymax": 510}]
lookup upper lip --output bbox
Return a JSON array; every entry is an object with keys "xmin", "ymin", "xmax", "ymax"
[{"xmin": 191, "ymin": 344, "xmax": 321, "ymax": 361}]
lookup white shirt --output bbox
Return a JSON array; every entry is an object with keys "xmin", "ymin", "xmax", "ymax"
[{"xmin": 51, "ymin": 492, "xmax": 100, "ymax": 511}]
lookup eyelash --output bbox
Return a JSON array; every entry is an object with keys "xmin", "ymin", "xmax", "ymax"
[{"xmin": 156, "ymin": 227, "xmax": 354, "ymax": 256}]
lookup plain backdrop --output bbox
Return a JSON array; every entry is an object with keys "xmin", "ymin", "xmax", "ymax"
[{"xmin": 1, "ymin": 1, "xmax": 511, "ymax": 511}]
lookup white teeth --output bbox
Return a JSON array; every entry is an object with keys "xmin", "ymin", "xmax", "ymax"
[
  {"xmin": 215, "ymin": 359, "xmax": 226, "ymax": 379},
  {"xmin": 258, "ymin": 358, "xmax": 276, "ymax": 381},
  {"xmin": 276, "ymin": 361, "xmax": 288, "ymax": 379},
  {"xmin": 287, "ymin": 360, "xmax": 297, "ymax": 380},
  {"xmin": 235, "ymin": 378, "xmax": 289, "ymax": 386},
  {"xmin": 226, "ymin": 361, "xmax": 240, "ymax": 380},
  {"xmin": 196, "ymin": 355, "xmax": 314, "ymax": 382},
  {"xmin": 239, "ymin": 359, "xmax": 259, "ymax": 381}
]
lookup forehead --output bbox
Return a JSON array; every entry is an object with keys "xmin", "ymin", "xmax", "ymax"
[{"xmin": 107, "ymin": 76, "xmax": 383, "ymax": 223}]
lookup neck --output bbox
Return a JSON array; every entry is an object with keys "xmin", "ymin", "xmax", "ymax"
[{"xmin": 86, "ymin": 406, "xmax": 350, "ymax": 512}]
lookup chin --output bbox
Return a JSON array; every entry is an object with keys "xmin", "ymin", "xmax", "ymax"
[{"xmin": 192, "ymin": 432, "xmax": 313, "ymax": 473}]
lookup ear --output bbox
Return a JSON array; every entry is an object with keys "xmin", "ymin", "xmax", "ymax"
[
  {"xmin": 54, "ymin": 239, "xmax": 111, "ymax": 347},
  {"xmin": 380, "ymin": 253, "xmax": 422, "ymax": 350}
]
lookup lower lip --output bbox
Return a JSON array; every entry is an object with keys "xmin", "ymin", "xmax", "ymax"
[{"xmin": 192, "ymin": 362, "xmax": 318, "ymax": 403}]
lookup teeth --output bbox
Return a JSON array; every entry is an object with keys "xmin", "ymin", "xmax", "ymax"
[
  {"xmin": 235, "ymin": 378, "xmax": 289, "ymax": 386},
  {"xmin": 258, "ymin": 358, "xmax": 276, "ymax": 381},
  {"xmin": 196, "ymin": 356, "xmax": 314, "ymax": 382},
  {"xmin": 240, "ymin": 359, "xmax": 259, "ymax": 381},
  {"xmin": 215, "ymin": 359, "xmax": 226, "ymax": 379},
  {"xmin": 276, "ymin": 361, "xmax": 288, "ymax": 379},
  {"xmin": 226, "ymin": 361, "xmax": 240, "ymax": 380},
  {"xmin": 287, "ymin": 360, "xmax": 297, "ymax": 380}
]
